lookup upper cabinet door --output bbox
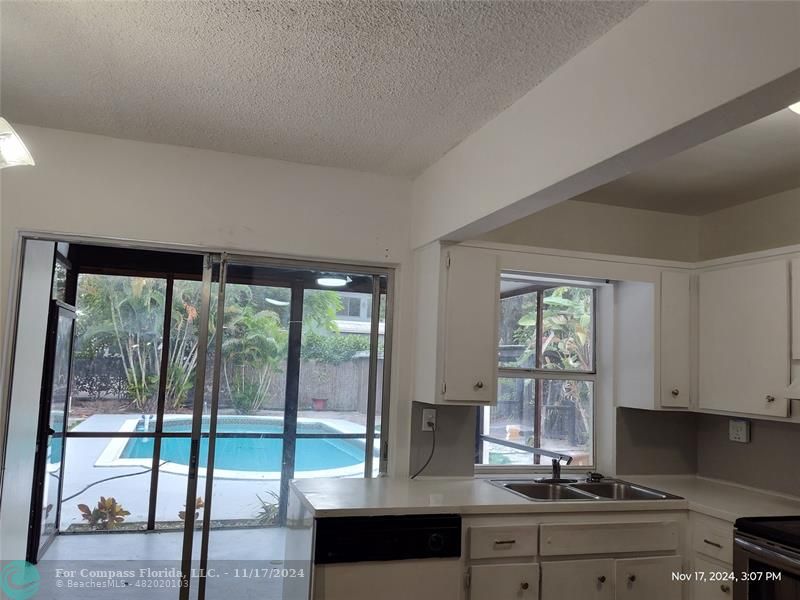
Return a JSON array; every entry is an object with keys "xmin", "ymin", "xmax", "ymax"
[
  {"xmin": 660, "ymin": 271, "xmax": 691, "ymax": 408},
  {"xmin": 699, "ymin": 260, "xmax": 790, "ymax": 417},
  {"xmin": 442, "ymin": 246, "xmax": 499, "ymax": 404}
]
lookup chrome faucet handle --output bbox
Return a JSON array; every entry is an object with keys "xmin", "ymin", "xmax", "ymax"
[{"xmin": 586, "ymin": 471, "xmax": 605, "ymax": 482}]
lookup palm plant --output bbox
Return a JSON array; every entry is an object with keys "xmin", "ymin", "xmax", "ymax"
[
  {"xmin": 77, "ymin": 275, "xmax": 165, "ymax": 411},
  {"xmin": 221, "ymin": 304, "xmax": 288, "ymax": 414}
]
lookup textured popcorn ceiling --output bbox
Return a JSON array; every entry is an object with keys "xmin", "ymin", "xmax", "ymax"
[{"xmin": 2, "ymin": 1, "xmax": 641, "ymax": 176}]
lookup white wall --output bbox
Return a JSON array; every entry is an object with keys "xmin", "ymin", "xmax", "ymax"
[
  {"xmin": 411, "ymin": 1, "xmax": 800, "ymax": 247},
  {"xmin": 699, "ymin": 186, "xmax": 800, "ymax": 260},
  {"xmin": 481, "ymin": 200, "xmax": 700, "ymax": 262},
  {"xmin": 0, "ymin": 126, "xmax": 418, "ymax": 557}
]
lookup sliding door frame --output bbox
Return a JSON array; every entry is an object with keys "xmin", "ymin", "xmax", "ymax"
[{"xmin": 2, "ymin": 233, "xmax": 394, "ymax": 600}]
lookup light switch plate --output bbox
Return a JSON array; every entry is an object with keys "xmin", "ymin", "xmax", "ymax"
[{"xmin": 729, "ymin": 418, "xmax": 750, "ymax": 443}]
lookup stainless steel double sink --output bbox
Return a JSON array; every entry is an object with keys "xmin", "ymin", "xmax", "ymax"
[{"xmin": 490, "ymin": 478, "xmax": 681, "ymax": 502}]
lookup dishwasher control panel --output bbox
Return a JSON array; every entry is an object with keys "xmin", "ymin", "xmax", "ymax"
[{"xmin": 314, "ymin": 514, "xmax": 461, "ymax": 564}]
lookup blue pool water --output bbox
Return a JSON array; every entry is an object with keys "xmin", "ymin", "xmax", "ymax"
[{"xmin": 121, "ymin": 417, "xmax": 366, "ymax": 472}]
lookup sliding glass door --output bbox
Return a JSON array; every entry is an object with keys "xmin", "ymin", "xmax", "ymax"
[
  {"xmin": 179, "ymin": 255, "xmax": 391, "ymax": 600},
  {"xmin": 18, "ymin": 239, "xmax": 391, "ymax": 600}
]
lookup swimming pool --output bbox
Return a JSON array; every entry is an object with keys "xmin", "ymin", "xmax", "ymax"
[{"xmin": 99, "ymin": 416, "xmax": 368, "ymax": 480}]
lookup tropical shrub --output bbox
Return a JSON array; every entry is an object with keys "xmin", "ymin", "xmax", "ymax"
[{"xmin": 77, "ymin": 496, "xmax": 131, "ymax": 530}]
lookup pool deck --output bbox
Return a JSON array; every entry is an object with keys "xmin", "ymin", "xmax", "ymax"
[
  {"xmin": 39, "ymin": 527, "xmax": 306, "ymax": 599},
  {"xmin": 60, "ymin": 413, "xmax": 369, "ymax": 530}
]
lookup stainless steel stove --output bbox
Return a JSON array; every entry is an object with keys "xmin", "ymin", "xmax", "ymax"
[{"xmin": 734, "ymin": 517, "xmax": 800, "ymax": 599}]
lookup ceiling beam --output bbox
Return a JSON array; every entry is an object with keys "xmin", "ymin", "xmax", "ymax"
[{"xmin": 410, "ymin": 1, "xmax": 800, "ymax": 248}]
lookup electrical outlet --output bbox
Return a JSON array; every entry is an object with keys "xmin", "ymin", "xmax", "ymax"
[
  {"xmin": 729, "ymin": 418, "xmax": 750, "ymax": 443},
  {"xmin": 422, "ymin": 408, "xmax": 437, "ymax": 431}
]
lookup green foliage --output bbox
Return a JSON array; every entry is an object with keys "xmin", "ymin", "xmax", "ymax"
[
  {"xmin": 255, "ymin": 491, "xmax": 280, "ymax": 526},
  {"xmin": 74, "ymin": 276, "xmax": 353, "ymax": 414},
  {"xmin": 540, "ymin": 287, "xmax": 592, "ymax": 371},
  {"xmin": 301, "ymin": 332, "xmax": 370, "ymax": 364},
  {"xmin": 77, "ymin": 496, "xmax": 131, "ymax": 530},
  {"xmin": 221, "ymin": 303, "xmax": 288, "ymax": 414},
  {"xmin": 513, "ymin": 286, "xmax": 594, "ymax": 445},
  {"xmin": 302, "ymin": 290, "xmax": 342, "ymax": 333},
  {"xmin": 75, "ymin": 275, "xmax": 166, "ymax": 411},
  {"xmin": 513, "ymin": 286, "xmax": 592, "ymax": 371}
]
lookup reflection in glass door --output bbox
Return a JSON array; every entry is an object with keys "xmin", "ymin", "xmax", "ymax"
[
  {"xmin": 27, "ymin": 301, "xmax": 76, "ymax": 562},
  {"xmin": 192, "ymin": 258, "xmax": 391, "ymax": 600}
]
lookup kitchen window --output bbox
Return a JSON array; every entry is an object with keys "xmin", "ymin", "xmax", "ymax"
[{"xmin": 477, "ymin": 274, "xmax": 597, "ymax": 469}]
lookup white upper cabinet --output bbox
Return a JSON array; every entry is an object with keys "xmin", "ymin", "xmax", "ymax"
[
  {"xmin": 698, "ymin": 259, "xmax": 790, "ymax": 417},
  {"xmin": 616, "ymin": 271, "xmax": 692, "ymax": 410},
  {"xmin": 414, "ymin": 242, "xmax": 499, "ymax": 405},
  {"xmin": 660, "ymin": 271, "xmax": 691, "ymax": 409}
]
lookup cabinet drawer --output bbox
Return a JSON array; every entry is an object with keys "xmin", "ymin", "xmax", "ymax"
[
  {"xmin": 540, "ymin": 521, "xmax": 679, "ymax": 556},
  {"xmin": 692, "ymin": 514, "xmax": 733, "ymax": 564},
  {"xmin": 693, "ymin": 555, "xmax": 733, "ymax": 599},
  {"xmin": 469, "ymin": 525, "xmax": 538, "ymax": 559}
]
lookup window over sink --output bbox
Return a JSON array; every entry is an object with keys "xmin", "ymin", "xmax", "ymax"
[{"xmin": 477, "ymin": 274, "xmax": 598, "ymax": 470}]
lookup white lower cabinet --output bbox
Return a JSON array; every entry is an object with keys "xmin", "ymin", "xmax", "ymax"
[
  {"xmin": 469, "ymin": 563, "xmax": 539, "ymax": 600},
  {"xmin": 540, "ymin": 559, "xmax": 614, "ymax": 599},
  {"xmin": 539, "ymin": 556, "xmax": 682, "ymax": 600},
  {"xmin": 692, "ymin": 555, "xmax": 733, "ymax": 600},
  {"xmin": 615, "ymin": 555, "xmax": 683, "ymax": 600}
]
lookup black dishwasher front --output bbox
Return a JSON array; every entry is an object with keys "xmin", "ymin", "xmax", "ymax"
[{"xmin": 314, "ymin": 514, "xmax": 461, "ymax": 564}]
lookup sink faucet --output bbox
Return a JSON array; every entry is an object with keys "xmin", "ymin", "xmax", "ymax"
[
  {"xmin": 522, "ymin": 438, "xmax": 573, "ymax": 480},
  {"xmin": 479, "ymin": 434, "xmax": 573, "ymax": 480}
]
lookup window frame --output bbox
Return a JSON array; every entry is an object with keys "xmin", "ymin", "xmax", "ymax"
[{"xmin": 476, "ymin": 274, "xmax": 599, "ymax": 473}]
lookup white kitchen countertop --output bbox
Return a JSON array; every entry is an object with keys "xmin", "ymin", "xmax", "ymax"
[
  {"xmin": 625, "ymin": 475, "xmax": 800, "ymax": 522},
  {"xmin": 290, "ymin": 476, "xmax": 688, "ymax": 517},
  {"xmin": 291, "ymin": 475, "xmax": 800, "ymax": 521}
]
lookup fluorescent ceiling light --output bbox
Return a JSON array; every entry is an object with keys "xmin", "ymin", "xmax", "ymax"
[
  {"xmin": 265, "ymin": 297, "xmax": 290, "ymax": 307},
  {"xmin": 317, "ymin": 276, "xmax": 351, "ymax": 288},
  {"xmin": 0, "ymin": 118, "xmax": 34, "ymax": 168},
  {"xmin": 790, "ymin": 101, "xmax": 800, "ymax": 115}
]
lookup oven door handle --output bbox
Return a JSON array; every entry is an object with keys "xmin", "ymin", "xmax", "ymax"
[{"xmin": 736, "ymin": 536, "xmax": 800, "ymax": 573}]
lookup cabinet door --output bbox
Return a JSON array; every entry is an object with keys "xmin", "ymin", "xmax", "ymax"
[
  {"xmin": 442, "ymin": 246, "xmax": 499, "ymax": 404},
  {"xmin": 470, "ymin": 563, "xmax": 539, "ymax": 600},
  {"xmin": 660, "ymin": 271, "xmax": 691, "ymax": 408},
  {"xmin": 698, "ymin": 260, "xmax": 790, "ymax": 417},
  {"xmin": 615, "ymin": 555, "xmax": 682, "ymax": 600},
  {"xmin": 541, "ymin": 559, "xmax": 614, "ymax": 600},
  {"xmin": 692, "ymin": 555, "xmax": 733, "ymax": 600}
]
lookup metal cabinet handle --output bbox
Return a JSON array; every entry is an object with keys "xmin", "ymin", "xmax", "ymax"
[
  {"xmin": 474, "ymin": 381, "xmax": 484, "ymax": 390},
  {"xmin": 597, "ymin": 576, "xmax": 606, "ymax": 584},
  {"xmin": 628, "ymin": 574, "xmax": 636, "ymax": 583},
  {"xmin": 766, "ymin": 395, "xmax": 776, "ymax": 402},
  {"xmin": 494, "ymin": 539, "xmax": 516, "ymax": 546},
  {"xmin": 703, "ymin": 539, "xmax": 723, "ymax": 549},
  {"xmin": 520, "ymin": 582, "xmax": 529, "ymax": 590},
  {"xmin": 671, "ymin": 388, "xmax": 680, "ymax": 396},
  {"xmin": 720, "ymin": 584, "xmax": 731, "ymax": 594}
]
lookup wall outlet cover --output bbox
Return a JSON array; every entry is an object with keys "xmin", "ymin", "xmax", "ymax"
[
  {"xmin": 422, "ymin": 408, "xmax": 437, "ymax": 431},
  {"xmin": 729, "ymin": 418, "xmax": 750, "ymax": 443}
]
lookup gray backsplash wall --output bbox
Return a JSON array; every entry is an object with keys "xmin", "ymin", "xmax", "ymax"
[
  {"xmin": 617, "ymin": 407, "xmax": 800, "ymax": 496},
  {"xmin": 409, "ymin": 402, "xmax": 477, "ymax": 477},
  {"xmin": 616, "ymin": 408, "xmax": 698, "ymax": 475},
  {"xmin": 696, "ymin": 413, "xmax": 800, "ymax": 497}
]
